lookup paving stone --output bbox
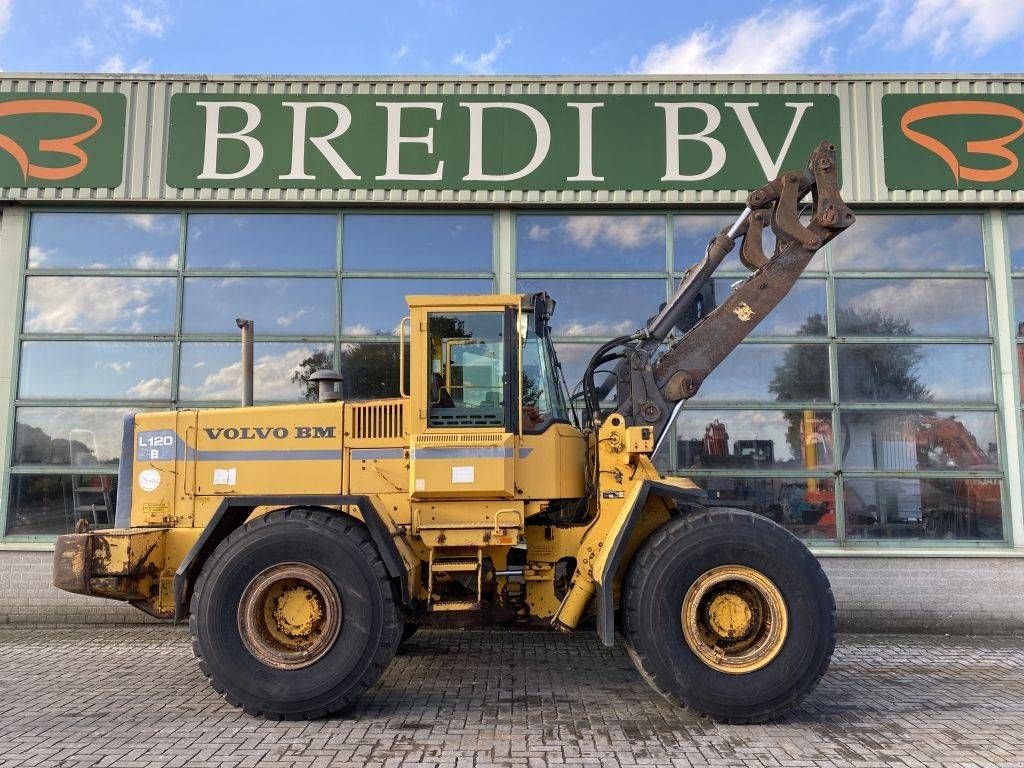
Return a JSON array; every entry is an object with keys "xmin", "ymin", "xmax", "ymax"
[{"xmin": 0, "ymin": 628, "xmax": 1021, "ymax": 767}]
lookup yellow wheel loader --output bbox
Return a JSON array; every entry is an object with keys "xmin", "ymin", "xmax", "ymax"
[{"xmin": 53, "ymin": 141, "xmax": 854, "ymax": 723}]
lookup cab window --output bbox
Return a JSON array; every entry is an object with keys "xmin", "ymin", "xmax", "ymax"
[
  {"xmin": 427, "ymin": 312, "xmax": 505, "ymax": 428},
  {"xmin": 521, "ymin": 318, "xmax": 570, "ymax": 432}
]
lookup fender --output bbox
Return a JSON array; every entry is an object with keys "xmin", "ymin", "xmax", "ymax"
[
  {"xmin": 172, "ymin": 494, "xmax": 408, "ymax": 621},
  {"xmin": 594, "ymin": 480, "xmax": 705, "ymax": 646}
]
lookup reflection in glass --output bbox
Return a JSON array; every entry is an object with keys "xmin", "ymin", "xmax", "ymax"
[
  {"xmin": 831, "ymin": 214, "xmax": 984, "ymax": 271},
  {"xmin": 179, "ymin": 343, "xmax": 334, "ymax": 402},
  {"xmin": 24, "ymin": 276, "xmax": 176, "ymax": 334},
  {"xmin": 6, "ymin": 474, "xmax": 118, "ymax": 536},
  {"xmin": 844, "ymin": 477, "xmax": 1003, "ymax": 540},
  {"xmin": 836, "ymin": 343, "xmax": 992, "ymax": 402},
  {"xmin": 553, "ymin": 342, "xmax": 615, "ymax": 406},
  {"xmin": 517, "ymin": 278, "xmax": 664, "ymax": 338},
  {"xmin": 427, "ymin": 312, "xmax": 505, "ymax": 428},
  {"xmin": 339, "ymin": 342, "xmax": 407, "ymax": 399},
  {"xmin": 839, "ymin": 410, "xmax": 998, "ymax": 472},
  {"xmin": 1010, "ymin": 215, "xmax": 1024, "ymax": 271},
  {"xmin": 708, "ymin": 279, "xmax": 825, "ymax": 336},
  {"xmin": 28, "ymin": 212, "xmax": 180, "ymax": 270},
  {"xmin": 674, "ymin": 410, "xmax": 833, "ymax": 470},
  {"xmin": 13, "ymin": 407, "xmax": 136, "ymax": 466},
  {"xmin": 19, "ymin": 341, "xmax": 172, "ymax": 400},
  {"xmin": 345, "ymin": 215, "xmax": 492, "ymax": 271},
  {"xmin": 835, "ymin": 278, "xmax": 988, "ymax": 336},
  {"xmin": 517, "ymin": 215, "xmax": 665, "ymax": 272},
  {"xmin": 1013, "ymin": 278, "xmax": 1024, "ymax": 334},
  {"xmin": 691, "ymin": 343, "xmax": 829, "ymax": 402},
  {"xmin": 687, "ymin": 476, "xmax": 836, "ymax": 539},
  {"xmin": 342, "ymin": 278, "xmax": 494, "ymax": 336},
  {"xmin": 183, "ymin": 277, "xmax": 336, "ymax": 334},
  {"xmin": 673, "ymin": 214, "xmax": 819, "ymax": 273},
  {"xmin": 185, "ymin": 214, "xmax": 336, "ymax": 270}
]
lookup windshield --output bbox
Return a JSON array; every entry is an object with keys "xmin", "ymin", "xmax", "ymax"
[{"xmin": 521, "ymin": 316, "xmax": 571, "ymax": 431}]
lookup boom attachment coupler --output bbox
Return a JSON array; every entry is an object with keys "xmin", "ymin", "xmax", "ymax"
[{"xmin": 589, "ymin": 140, "xmax": 854, "ymax": 439}]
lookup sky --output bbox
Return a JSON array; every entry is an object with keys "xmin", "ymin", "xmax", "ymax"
[{"xmin": 0, "ymin": 0, "xmax": 1021, "ymax": 77}]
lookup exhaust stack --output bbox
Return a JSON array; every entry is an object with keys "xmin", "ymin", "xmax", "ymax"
[{"xmin": 236, "ymin": 318, "xmax": 254, "ymax": 407}]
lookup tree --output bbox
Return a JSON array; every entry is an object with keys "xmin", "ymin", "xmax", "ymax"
[{"xmin": 769, "ymin": 307, "xmax": 932, "ymax": 461}]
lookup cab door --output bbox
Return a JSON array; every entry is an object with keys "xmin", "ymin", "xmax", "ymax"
[{"xmin": 410, "ymin": 307, "xmax": 517, "ymax": 499}]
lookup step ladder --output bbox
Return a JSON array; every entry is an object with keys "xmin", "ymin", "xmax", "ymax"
[{"xmin": 427, "ymin": 548, "xmax": 482, "ymax": 612}]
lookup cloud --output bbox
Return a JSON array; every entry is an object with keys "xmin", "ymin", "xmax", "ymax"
[
  {"xmin": 127, "ymin": 376, "xmax": 171, "ymax": 399},
  {"xmin": 869, "ymin": 0, "xmax": 1024, "ymax": 57},
  {"xmin": 74, "ymin": 36, "xmax": 95, "ymax": 56},
  {"xmin": 28, "ymin": 245, "xmax": 55, "ymax": 267},
  {"xmin": 124, "ymin": 212, "xmax": 170, "ymax": 232},
  {"xmin": 24, "ymin": 276, "xmax": 168, "ymax": 333},
  {"xmin": 276, "ymin": 308, "xmax": 311, "ymax": 328},
  {"xmin": 98, "ymin": 53, "xmax": 152, "ymax": 73},
  {"xmin": 123, "ymin": 3, "xmax": 166, "ymax": 36},
  {"xmin": 561, "ymin": 319, "xmax": 636, "ymax": 338},
  {"xmin": 452, "ymin": 35, "xmax": 510, "ymax": 75},
  {"xmin": 634, "ymin": 6, "xmax": 852, "ymax": 74},
  {"xmin": 528, "ymin": 216, "xmax": 664, "ymax": 250},
  {"xmin": 393, "ymin": 44, "xmax": 410, "ymax": 62},
  {"xmin": 130, "ymin": 251, "xmax": 177, "ymax": 269},
  {"xmin": 842, "ymin": 277, "xmax": 985, "ymax": 335}
]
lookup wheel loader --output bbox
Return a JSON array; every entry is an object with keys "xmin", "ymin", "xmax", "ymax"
[{"xmin": 53, "ymin": 140, "xmax": 854, "ymax": 723}]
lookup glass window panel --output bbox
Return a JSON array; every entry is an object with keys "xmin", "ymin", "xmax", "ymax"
[
  {"xmin": 836, "ymin": 343, "xmax": 993, "ymax": 403},
  {"xmin": 427, "ymin": 311, "xmax": 505, "ymax": 428},
  {"xmin": 831, "ymin": 214, "xmax": 984, "ymax": 271},
  {"xmin": 344, "ymin": 215, "xmax": 492, "ymax": 271},
  {"xmin": 6, "ymin": 474, "xmax": 118, "ymax": 536},
  {"xmin": 517, "ymin": 278, "xmax": 664, "ymax": 338},
  {"xmin": 19, "ymin": 341, "xmax": 172, "ymax": 400},
  {"xmin": 844, "ymin": 477, "xmax": 1003, "ymax": 540},
  {"xmin": 839, "ymin": 410, "xmax": 999, "ymax": 472},
  {"xmin": 517, "ymin": 215, "xmax": 665, "ymax": 272},
  {"xmin": 23, "ymin": 276, "xmax": 176, "ymax": 334},
  {"xmin": 674, "ymin": 214, "xmax": 820, "ymax": 273},
  {"xmin": 835, "ymin": 278, "xmax": 989, "ymax": 336},
  {"xmin": 342, "ymin": 277, "xmax": 493, "ymax": 336},
  {"xmin": 182, "ymin": 277, "xmax": 336, "ymax": 334},
  {"xmin": 28, "ymin": 212, "xmax": 179, "ymax": 270},
  {"xmin": 339, "ymin": 341, "xmax": 407, "ymax": 400},
  {"xmin": 179, "ymin": 342, "xmax": 334, "ymax": 402},
  {"xmin": 1013, "ymin": 278, "xmax": 1024, "ymax": 335},
  {"xmin": 1010, "ymin": 215, "xmax": 1024, "ymax": 271},
  {"xmin": 185, "ymin": 214, "xmax": 336, "ymax": 270},
  {"xmin": 673, "ymin": 409, "xmax": 833, "ymax": 470},
  {"xmin": 684, "ymin": 476, "xmax": 836, "ymax": 540},
  {"xmin": 14, "ymin": 407, "xmax": 136, "ymax": 467},
  {"xmin": 690, "ymin": 343, "xmax": 829, "ymax": 403},
  {"xmin": 552, "ymin": 342, "xmax": 615, "ymax": 410},
  {"xmin": 706, "ymin": 278, "xmax": 825, "ymax": 337}
]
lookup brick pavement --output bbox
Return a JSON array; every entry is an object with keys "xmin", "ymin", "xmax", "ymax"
[{"xmin": 0, "ymin": 627, "xmax": 1021, "ymax": 768}]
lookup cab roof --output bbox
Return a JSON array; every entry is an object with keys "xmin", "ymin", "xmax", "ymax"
[{"xmin": 405, "ymin": 294, "xmax": 524, "ymax": 309}]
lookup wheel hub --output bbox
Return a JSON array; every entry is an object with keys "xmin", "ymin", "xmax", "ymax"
[
  {"xmin": 237, "ymin": 563, "xmax": 342, "ymax": 670},
  {"xmin": 681, "ymin": 565, "xmax": 788, "ymax": 675}
]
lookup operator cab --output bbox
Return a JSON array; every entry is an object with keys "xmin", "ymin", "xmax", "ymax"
[{"xmin": 408, "ymin": 292, "xmax": 574, "ymax": 435}]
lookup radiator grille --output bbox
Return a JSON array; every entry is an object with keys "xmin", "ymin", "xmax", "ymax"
[
  {"xmin": 415, "ymin": 432, "xmax": 506, "ymax": 446},
  {"xmin": 350, "ymin": 401, "xmax": 405, "ymax": 440}
]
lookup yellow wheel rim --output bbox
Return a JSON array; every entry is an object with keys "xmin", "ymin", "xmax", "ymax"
[
  {"xmin": 237, "ymin": 562, "xmax": 342, "ymax": 670},
  {"xmin": 681, "ymin": 564, "xmax": 788, "ymax": 675}
]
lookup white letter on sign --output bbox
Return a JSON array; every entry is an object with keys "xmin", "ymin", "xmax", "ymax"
[
  {"xmin": 376, "ymin": 102, "xmax": 445, "ymax": 181},
  {"xmin": 567, "ymin": 102, "xmax": 604, "ymax": 182},
  {"xmin": 461, "ymin": 102, "xmax": 551, "ymax": 182},
  {"xmin": 197, "ymin": 101, "xmax": 264, "ymax": 180},
  {"xmin": 726, "ymin": 101, "xmax": 814, "ymax": 179},
  {"xmin": 655, "ymin": 102, "xmax": 726, "ymax": 182},
  {"xmin": 280, "ymin": 101, "xmax": 360, "ymax": 181}
]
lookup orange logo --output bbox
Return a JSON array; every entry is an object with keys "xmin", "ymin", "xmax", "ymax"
[
  {"xmin": 0, "ymin": 99, "xmax": 103, "ymax": 182},
  {"xmin": 901, "ymin": 101, "xmax": 1024, "ymax": 184}
]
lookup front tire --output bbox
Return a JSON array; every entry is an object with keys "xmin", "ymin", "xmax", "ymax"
[
  {"xmin": 622, "ymin": 509, "xmax": 835, "ymax": 724},
  {"xmin": 189, "ymin": 508, "xmax": 402, "ymax": 719}
]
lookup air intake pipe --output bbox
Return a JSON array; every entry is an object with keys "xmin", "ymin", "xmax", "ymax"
[{"xmin": 236, "ymin": 318, "xmax": 254, "ymax": 407}]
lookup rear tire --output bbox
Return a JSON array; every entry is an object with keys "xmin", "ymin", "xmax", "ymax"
[
  {"xmin": 189, "ymin": 508, "xmax": 402, "ymax": 719},
  {"xmin": 622, "ymin": 508, "xmax": 835, "ymax": 724}
]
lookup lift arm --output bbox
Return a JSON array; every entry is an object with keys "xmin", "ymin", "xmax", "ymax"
[{"xmin": 584, "ymin": 140, "xmax": 854, "ymax": 442}]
